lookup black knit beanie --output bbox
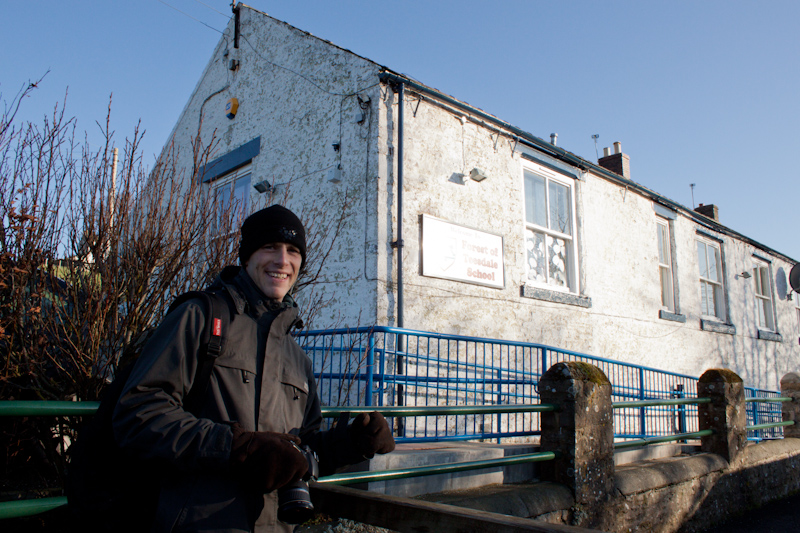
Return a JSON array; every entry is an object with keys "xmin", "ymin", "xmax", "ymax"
[{"xmin": 238, "ymin": 205, "xmax": 306, "ymax": 268}]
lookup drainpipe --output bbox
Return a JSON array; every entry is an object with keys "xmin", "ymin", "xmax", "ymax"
[
  {"xmin": 396, "ymin": 83, "xmax": 405, "ymax": 329},
  {"xmin": 233, "ymin": 3, "xmax": 240, "ymax": 49},
  {"xmin": 395, "ymin": 82, "xmax": 406, "ymax": 435}
]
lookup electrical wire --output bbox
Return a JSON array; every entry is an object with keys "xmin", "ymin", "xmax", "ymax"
[
  {"xmin": 285, "ymin": 164, "xmax": 338, "ymax": 184},
  {"xmin": 157, "ymin": 0, "xmax": 225, "ymax": 34},
  {"xmin": 191, "ymin": 0, "xmax": 231, "ymax": 18},
  {"xmin": 238, "ymin": 32, "xmax": 380, "ymax": 98}
]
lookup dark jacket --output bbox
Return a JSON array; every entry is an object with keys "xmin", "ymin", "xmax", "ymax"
[{"xmin": 113, "ymin": 266, "xmax": 324, "ymax": 532}]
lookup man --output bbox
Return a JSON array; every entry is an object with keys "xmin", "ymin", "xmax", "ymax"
[{"xmin": 113, "ymin": 205, "xmax": 394, "ymax": 532}]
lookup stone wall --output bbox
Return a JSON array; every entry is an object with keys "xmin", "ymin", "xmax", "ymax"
[{"xmin": 534, "ymin": 363, "xmax": 800, "ymax": 532}]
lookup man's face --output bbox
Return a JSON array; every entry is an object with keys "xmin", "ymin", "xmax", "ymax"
[{"xmin": 244, "ymin": 242, "xmax": 302, "ymax": 301}]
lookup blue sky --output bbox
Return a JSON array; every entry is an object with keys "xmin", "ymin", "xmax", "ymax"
[{"xmin": 3, "ymin": 1, "xmax": 798, "ymax": 261}]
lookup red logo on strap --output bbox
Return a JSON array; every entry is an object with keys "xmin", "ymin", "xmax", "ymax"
[{"xmin": 212, "ymin": 318, "xmax": 222, "ymax": 337}]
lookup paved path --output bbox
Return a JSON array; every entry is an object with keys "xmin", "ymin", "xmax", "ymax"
[{"xmin": 700, "ymin": 491, "xmax": 800, "ymax": 532}]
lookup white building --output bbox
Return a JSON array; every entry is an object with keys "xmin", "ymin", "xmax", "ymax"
[{"xmin": 160, "ymin": 4, "xmax": 799, "ymax": 390}]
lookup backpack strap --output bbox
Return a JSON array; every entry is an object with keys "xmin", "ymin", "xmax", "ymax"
[{"xmin": 168, "ymin": 290, "xmax": 233, "ymax": 413}]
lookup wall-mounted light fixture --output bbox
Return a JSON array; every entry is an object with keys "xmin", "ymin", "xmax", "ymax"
[
  {"xmin": 738, "ymin": 271, "xmax": 752, "ymax": 279},
  {"xmin": 469, "ymin": 168, "xmax": 488, "ymax": 182},
  {"xmin": 253, "ymin": 180, "xmax": 283, "ymax": 194}
]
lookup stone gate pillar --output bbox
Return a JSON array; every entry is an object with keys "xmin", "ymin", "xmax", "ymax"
[
  {"xmin": 539, "ymin": 361, "xmax": 614, "ymax": 520},
  {"xmin": 697, "ymin": 368, "xmax": 747, "ymax": 464},
  {"xmin": 780, "ymin": 372, "xmax": 800, "ymax": 439}
]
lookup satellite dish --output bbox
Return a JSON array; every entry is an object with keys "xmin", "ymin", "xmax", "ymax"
[{"xmin": 790, "ymin": 264, "xmax": 800, "ymax": 293}]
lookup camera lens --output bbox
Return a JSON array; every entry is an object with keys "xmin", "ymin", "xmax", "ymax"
[{"xmin": 277, "ymin": 480, "xmax": 315, "ymax": 524}]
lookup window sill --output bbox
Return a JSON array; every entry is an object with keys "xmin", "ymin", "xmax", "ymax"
[
  {"xmin": 757, "ymin": 330, "xmax": 783, "ymax": 343},
  {"xmin": 659, "ymin": 310, "xmax": 686, "ymax": 323},
  {"xmin": 521, "ymin": 285, "xmax": 592, "ymax": 308},
  {"xmin": 700, "ymin": 319, "xmax": 736, "ymax": 335}
]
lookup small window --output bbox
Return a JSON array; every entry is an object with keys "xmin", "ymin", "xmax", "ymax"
[
  {"xmin": 753, "ymin": 263, "xmax": 775, "ymax": 331},
  {"xmin": 697, "ymin": 239, "xmax": 725, "ymax": 320},
  {"xmin": 796, "ymin": 303, "xmax": 800, "ymax": 338},
  {"xmin": 657, "ymin": 219, "xmax": 675, "ymax": 312},
  {"xmin": 523, "ymin": 166, "xmax": 577, "ymax": 292},
  {"xmin": 212, "ymin": 166, "xmax": 251, "ymax": 233}
]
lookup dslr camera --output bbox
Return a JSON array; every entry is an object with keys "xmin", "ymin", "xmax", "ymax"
[{"xmin": 277, "ymin": 444, "xmax": 320, "ymax": 524}]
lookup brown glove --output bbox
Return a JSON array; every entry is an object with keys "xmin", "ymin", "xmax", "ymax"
[
  {"xmin": 230, "ymin": 423, "xmax": 308, "ymax": 493},
  {"xmin": 348, "ymin": 412, "xmax": 395, "ymax": 459}
]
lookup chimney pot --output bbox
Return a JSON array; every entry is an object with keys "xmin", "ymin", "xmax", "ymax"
[
  {"xmin": 550, "ymin": 133, "xmax": 558, "ymax": 146},
  {"xmin": 598, "ymin": 142, "xmax": 630, "ymax": 179},
  {"xmin": 694, "ymin": 203, "xmax": 719, "ymax": 221}
]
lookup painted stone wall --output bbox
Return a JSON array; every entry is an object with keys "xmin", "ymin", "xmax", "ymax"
[
  {"xmin": 388, "ymin": 90, "xmax": 799, "ymax": 390},
  {"xmin": 160, "ymin": 7, "xmax": 385, "ymax": 331}
]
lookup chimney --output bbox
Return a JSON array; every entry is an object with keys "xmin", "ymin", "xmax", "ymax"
[
  {"xmin": 550, "ymin": 133, "xmax": 558, "ymax": 146},
  {"xmin": 598, "ymin": 141, "xmax": 631, "ymax": 179},
  {"xmin": 694, "ymin": 203, "xmax": 719, "ymax": 221}
]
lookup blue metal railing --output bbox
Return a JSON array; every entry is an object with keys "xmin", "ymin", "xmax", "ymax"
[
  {"xmin": 296, "ymin": 325, "xmax": 784, "ymax": 443},
  {"xmin": 745, "ymin": 387, "xmax": 786, "ymax": 441}
]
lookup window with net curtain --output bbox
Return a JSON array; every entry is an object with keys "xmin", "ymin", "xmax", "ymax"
[
  {"xmin": 523, "ymin": 168, "xmax": 575, "ymax": 292},
  {"xmin": 697, "ymin": 239, "xmax": 725, "ymax": 320}
]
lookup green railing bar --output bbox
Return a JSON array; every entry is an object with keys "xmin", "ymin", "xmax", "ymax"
[
  {"xmin": 746, "ymin": 397, "xmax": 791, "ymax": 403},
  {"xmin": 0, "ymin": 401, "xmax": 100, "ymax": 417},
  {"xmin": 0, "ymin": 401, "xmax": 558, "ymax": 418},
  {"xmin": 316, "ymin": 451, "xmax": 557, "ymax": 486},
  {"xmin": 747, "ymin": 420, "xmax": 795, "ymax": 431},
  {"xmin": 321, "ymin": 404, "xmax": 557, "ymax": 417},
  {"xmin": 612, "ymin": 397, "xmax": 711, "ymax": 409},
  {"xmin": 613, "ymin": 429, "xmax": 714, "ymax": 450},
  {"xmin": 0, "ymin": 496, "xmax": 67, "ymax": 520}
]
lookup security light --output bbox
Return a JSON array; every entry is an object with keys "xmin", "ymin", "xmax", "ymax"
[
  {"xmin": 253, "ymin": 180, "xmax": 272, "ymax": 193},
  {"xmin": 469, "ymin": 168, "xmax": 488, "ymax": 182}
]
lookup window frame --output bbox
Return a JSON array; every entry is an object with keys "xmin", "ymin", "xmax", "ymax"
[
  {"xmin": 696, "ymin": 237, "xmax": 727, "ymax": 321},
  {"xmin": 210, "ymin": 164, "xmax": 252, "ymax": 235},
  {"xmin": 521, "ymin": 162, "xmax": 579, "ymax": 294},
  {"xmin": 752, "ymin": 260, "xmax": 775, "ymax": 332},
  {"xmin": 656, "ymin": 217, "xmax": 676, "ymax": 313},
  {"xmin": 795, "ymin": 295, "xmax": 800, "ymax": 339}
]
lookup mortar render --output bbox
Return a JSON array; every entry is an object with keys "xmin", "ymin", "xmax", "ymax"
[
  {"xmin": 158, "ymin": 7, "xmax": 387, "ymax": 331},
  {"xmin": 384, "ymin": 86, "xmax": 799, "ymax": 390}
]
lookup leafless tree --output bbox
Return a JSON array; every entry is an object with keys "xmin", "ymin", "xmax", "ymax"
[{"xmin": 0, "ymin": 81, "xmax": 362, "ymax": 500}]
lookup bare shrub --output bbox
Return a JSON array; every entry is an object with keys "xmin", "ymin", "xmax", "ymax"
[{"xmin": 0, "ymin": 80, "xmax": 361, "ymax": 500}]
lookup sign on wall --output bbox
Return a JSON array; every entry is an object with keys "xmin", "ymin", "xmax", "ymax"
[{"xmin": 421, "ymin": 214, "xmax": 505, "ymax": 289}]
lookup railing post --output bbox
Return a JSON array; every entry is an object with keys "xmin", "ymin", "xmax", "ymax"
[
  {"xmin": 541, "ymin": 347, "xmax": 548, "ymax": 375},
  {"xmin": 539, "ymin": 361, "xmax": 614, "ymax": 530},
  {"xmin": 396, "ymin": 331, "xmax": 406, "ymax": 437},
  {"xmin": 697, "ymin": 369, "xmax": 747, "ymax": 464},
  {"xmin": 671, "ymin": 384, "xmax": 687, "ymax": 439},
  {"xmin": 780, "ymin": 372, "xmax": 800, "ymax": 439},
  {"xmin": 366, "ymin": 334, "xmax": 375, "ymax": 407},
  {"xmin": 638, "ymin": 367, "xmax": 646, "ymax": 437}
]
